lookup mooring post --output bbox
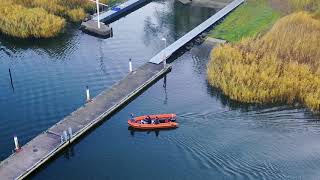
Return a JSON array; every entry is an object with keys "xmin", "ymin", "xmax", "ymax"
[
  {"xmin": 96, "ymin": 0, "xmax": 101, "ymax": 29},
  {"xmin": 129, "ymin": 58, "xmax": 133, "ymax": 73},
  {"xmin": 161, "ymin": 38, "xmax": 167, "ymax": 68},
  {"xmin": 63, "ymin": 130, "xmax": 68, "ymax": 142},
  {"xmin": 86, "ymin": 86, "xmax": 91, "ymax": 102},
  {"xmin": 68, "ymin": 127, "xmax": 73, "ymax": 139},
  {"xmin": 13, "ymin": 135, "xmax": 20, "ymax": 152},
  {"xmin": 60, "ymin": 135, "xmax": 64, "ymax": 144}
]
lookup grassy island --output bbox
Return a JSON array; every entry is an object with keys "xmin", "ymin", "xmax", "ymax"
[
  {"xmin": 207, "ymin": 0, "xmax": 320, "ymax": 112},
  {"xmin": 0, "ymin": 0, "xmax": 111, "ymax": 38}
]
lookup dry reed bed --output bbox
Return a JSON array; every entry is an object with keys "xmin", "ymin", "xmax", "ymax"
[
  {"xmin": 207, "ymin": 12, "xmax": 320, "ymax": 111},
  {"xmin": 0, "ymin": 0, "xmax": 109, "ymax": 38}
]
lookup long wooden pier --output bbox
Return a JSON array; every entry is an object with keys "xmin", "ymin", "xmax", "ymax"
[
  {"xmin": 0, "ymin": 63, "xmax": 171, "ymax": 180},
  {"xmin": 149, "ymin": 0, "xmax": 244, "ymax": 64}
]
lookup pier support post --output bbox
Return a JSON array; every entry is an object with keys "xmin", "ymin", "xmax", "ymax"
[
  {"xmin": 14, "ymin": 136, "xmax": 20, "ymax": 152},
  {"xmin": 129, "ymin": 58, "xmax": 133, "ymax": 73},
  {"xmin": 86, "ymin": 86, "xmax": 91, "ymax": 102}
]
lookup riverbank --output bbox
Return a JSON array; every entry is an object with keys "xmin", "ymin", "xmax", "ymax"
[
  {"xmin": 207, "ymin": 0, "xmax": 320, "ymax": 112},
  {"xmin": 0, "ymin": 0, "xmax": 119, "ymax": 39}
]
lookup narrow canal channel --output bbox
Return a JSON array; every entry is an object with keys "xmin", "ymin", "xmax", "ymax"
[{"xmin": 1, "ymin": 0, "xmax": 320, "ymax": 179}]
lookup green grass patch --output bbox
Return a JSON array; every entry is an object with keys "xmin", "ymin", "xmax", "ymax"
[{"xmin": 209, "ymin": 0, "xmax": 280, "ymax": 42}]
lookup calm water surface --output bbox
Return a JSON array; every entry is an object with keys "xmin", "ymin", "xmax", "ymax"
[{"xmin": 1, "ymin": 0, "xmax": 320, "ymax": 179}]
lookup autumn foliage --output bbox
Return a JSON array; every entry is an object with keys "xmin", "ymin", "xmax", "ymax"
[
  {"xmin": 0, "ymin": 0, "xmax": 110, "ymax": 38},
  {"xmin": 0, "ymin": 1, "xmax": 65, "ymax": 38},
  {"xmin": 207, "ymin": 12, "xmax": 320, "ymax": 111}
]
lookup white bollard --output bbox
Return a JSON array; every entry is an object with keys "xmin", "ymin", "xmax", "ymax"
[
  {"xmin": 63, "ymin": 130, "xmax": 68, "ymax": 141},
  {"xmin": 68, "ymin": 127, "xmax": 73, "ymax": 138},
  {"xmin": 96, "ymin": 0, "xmax": 100, "ymax": 29},
  {"xmin": 86, "ymin": 86, "xmax": 91, "ymax": 102},
  {"xmin": 163, "ymin": 58, "xmax": 167, "ymax": 68},
  {"xmin": 60, "ymin": 135, "xmax": 64, "ymax": 143},
  {"xmin": 14, "ymin": 135, "xmax": 20, "ymax": 151},
  {"xmin": 129, "ymin": 58, "xmax": 133, "ymax": 73}
]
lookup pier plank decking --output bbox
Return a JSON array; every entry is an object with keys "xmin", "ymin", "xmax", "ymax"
[
  {"xmin": 0, "ymin": 63, "xmax": 171, "ymax": 180},
  {"xmin": 149, "ymin": 0, "xmax": 244, "ymax": 64}
]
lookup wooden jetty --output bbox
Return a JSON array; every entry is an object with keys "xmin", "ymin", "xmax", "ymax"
[
  {"xmin": 92, "ymin": 0, "xmax": 149, "ymax": 23},
  {"xmin": 149, "ymin": 0, "xmax": 244, "ymax": 64},
  {"xmin": 82, "ymin": 0, "xmax": 149, "ymax": 37},
  {"xmin": 81, "ymin": 20, "xmax": 113, "ymax": 38},
  {"xmin": 0, "ymin": 63, "xmax": 171, "ymax": 180}
]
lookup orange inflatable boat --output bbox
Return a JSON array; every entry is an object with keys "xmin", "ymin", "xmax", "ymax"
[{"xmin": 128, "ymin": 114, "xmax": 178, "ymax": 130}]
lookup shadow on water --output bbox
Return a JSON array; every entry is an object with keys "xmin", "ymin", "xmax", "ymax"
[
  {"xmin": 0, "ymin": 23, "xmax": 80, "ymax": 59},
  {"xmin": 204, "ymin": 76, "xmax": 320, "ymax": 123},
  {"xmin": 143, "ymin": 0, "xmax": 216, "ymax": 45},
  {"xmin": 128, "ymin": 126, "xmax": 177, "ymax": 137}
]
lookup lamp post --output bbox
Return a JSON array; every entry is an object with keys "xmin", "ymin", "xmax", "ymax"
[
  {"xmin": 96, "ymin": 0, "xmax": 100, "ymax": 29},
  {"xmin": 161, "ymin": 38, "xmax": 167, "ymax": 67}
]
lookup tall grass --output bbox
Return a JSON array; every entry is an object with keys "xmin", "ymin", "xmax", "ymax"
[
  {"xmin": 289, "ymin": 0, "xmax": 320, "ymax": 12},
  {"xmin": 14, "ymin": 0, "xmax": 88, "ymax": 22},
  {"xmin": 207, "ymin": 12, "xmax": 320, "ymax": 111},
  {"xmin": 0, "ymin": 0, "xmax": 116, "ymax": 38},
  {"xmin": 0, "ymin": 1, "xmax": 65, "ymax": 38}
]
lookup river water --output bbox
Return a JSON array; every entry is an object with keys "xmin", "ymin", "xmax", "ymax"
[{"xmin": 1, "ymin": 0, "xmax": 320, "ymax": 179}]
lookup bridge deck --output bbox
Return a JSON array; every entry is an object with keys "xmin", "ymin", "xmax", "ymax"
[
  {"xmin": 149, "ymin": 0, "xmax": 244, "ymax": 64},
  {"xmin": 0, "ymin": 63, "xmax": 171, "ymax": 180}
]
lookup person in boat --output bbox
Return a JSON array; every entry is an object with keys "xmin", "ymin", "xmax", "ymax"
[
  {"xmin": 155, "ymin": 117, "xmax": 160, "ymax": 124},
  {"xmin": 130, "ymin": 113, "xmax": 135, "ymax": 122},
  {"xmin": 169, "ymin": 114, "xmax": 176, "ymax": 122},
  {"xmin": 145, "ymin": 115, "xmax": 152, "ymax": 124}
]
